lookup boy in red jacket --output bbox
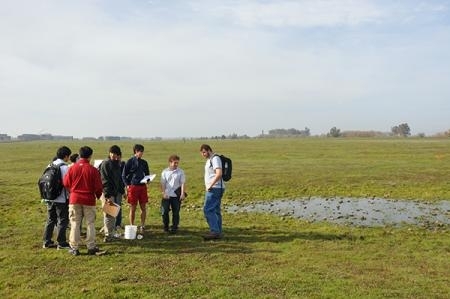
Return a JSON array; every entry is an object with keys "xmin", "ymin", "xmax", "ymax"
[{"xmin": 64, "ymin": 146, "xmax": 105, "ymax": 256}]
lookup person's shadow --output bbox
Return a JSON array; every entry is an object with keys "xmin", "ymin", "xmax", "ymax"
[{"xmin": 110, "ymin": 225, "xmax": 360, "ymax": 255}]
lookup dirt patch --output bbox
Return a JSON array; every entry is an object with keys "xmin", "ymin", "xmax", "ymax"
[{"xmin": 226, "ymin": 197, "xmax": 450, "ymax": 228}]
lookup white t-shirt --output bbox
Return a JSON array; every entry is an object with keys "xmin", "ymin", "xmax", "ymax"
[
  {"xmin": 204, "ymin": 155, "xmax": 225, "ymax": 189},
  {"xmin": 52, "ymin": 158, "xmax": 69, "ymax": 204},
  {"xmin": 160, "ymin": 167, "xmax": 186, "ymax": 197}
]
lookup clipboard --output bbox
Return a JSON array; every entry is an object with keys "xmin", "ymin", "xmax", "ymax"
[{"xmin": 102, "ymin": 201, "xmax": 121, "ymax": 217}]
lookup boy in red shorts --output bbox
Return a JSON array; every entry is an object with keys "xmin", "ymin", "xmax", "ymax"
[{"xmin": 122, "ymin": 144, "xmax": 150, "ymax": 234}]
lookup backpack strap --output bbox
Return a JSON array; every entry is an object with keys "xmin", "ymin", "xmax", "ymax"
[{"xmin": 209, "ymin": 154, "xmax": 219, "ymax": 168}]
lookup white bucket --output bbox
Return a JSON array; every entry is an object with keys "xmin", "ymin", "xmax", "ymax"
[{"xmin": 124, "ymin": 225, "xmax": 137, "ymax": 239}]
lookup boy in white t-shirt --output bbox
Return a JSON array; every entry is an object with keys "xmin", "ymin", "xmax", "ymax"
[{"xmin": 160, "ymin": 154, "xmax": 186, "ymax": 233}]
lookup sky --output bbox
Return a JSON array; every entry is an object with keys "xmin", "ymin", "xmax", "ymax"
[{"xmin": 1, "ymin": 0, "xmax": 450, "ymax": 138}]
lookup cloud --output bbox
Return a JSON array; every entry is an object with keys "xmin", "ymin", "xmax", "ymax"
[
  {"xmin": 222, "ymin": 0, "xmax": 384, "ymax": 28},
  {"xmin": 1, "ymin": 1, "xmax": 450, "ymax": 137}
]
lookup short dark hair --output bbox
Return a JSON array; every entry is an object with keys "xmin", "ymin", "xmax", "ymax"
[
  {"xmin": 79, "ymin": 146, "xmax": 93, "ymax": 159},
  {"xmin": 133, "ymin": 144, "xmax": 144, "ymax": 153},
  {"xmin": 69, "ymin": 153, "xmax": 79, "ymax": 163},
  {"xmin": 200, "ymin": 144, "xmax": 212, "ymax": 152},
  {"xmin": 56, "ymin": 146, "xmax": 72, "ymax": 159},
  {"xmin": 109, "ymin": 145, "xmax": 122, "ymax": 156},
  {"xmin": 168, "ymin": 154, "xmax": 180, "ymax": 162}
]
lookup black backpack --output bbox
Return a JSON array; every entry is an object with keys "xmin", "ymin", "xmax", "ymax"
[
  {"xmin": 38, "ymin": 162, "xmax": 65, "ymax": 201},
  {"xmin": 212, "ymin": 154, "xmax": 232, "ymax": 182}
]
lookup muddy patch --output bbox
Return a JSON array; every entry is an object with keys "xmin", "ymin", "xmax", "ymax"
[{"xmin": 226, "ymin": 197, "xmax": 450, "ymax": 228}]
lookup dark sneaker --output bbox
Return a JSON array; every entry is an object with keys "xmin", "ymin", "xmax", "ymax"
[
  {"xmin": 164, "ymin": 227, "xmax": 169, "ymax": 233},
  {"xmin": 169, "ymin": 227, "xmax": 178, "ymax": 234},
  {"xmin": 203, "ymin": 232, "xmax": 222, "ymax": 240},
  {"xmin": 57, "ymin": 242, "xmax": 71, "ymax": 250},
  {"xmin": 42, "ymin": 241, "xmax": 56, "ymax": 249},
  {"xmin": 103, "ymin": 236, "xmax": 117, "ymax": 243},
  {"xmin": 87, "ymin": 247, "xmax": 107, "ymax": 256},
  {"xmin": 68, "ymin": 248, "xmax": 80, "ymax": 256}
]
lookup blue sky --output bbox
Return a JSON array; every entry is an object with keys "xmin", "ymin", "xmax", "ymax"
[{"xmin": 1, "ymin": 0, "xmax": 449, "ymax": 138}]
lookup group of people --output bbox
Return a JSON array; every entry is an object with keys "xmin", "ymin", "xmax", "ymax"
[{"xmin": 41, "ymin": 143, "xmax": 225, "ymax": 256}]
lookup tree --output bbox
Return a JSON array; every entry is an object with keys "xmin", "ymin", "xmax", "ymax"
[
  {"xmin": 445, "ymin": 130, "xmax": 450, "ymax": 137},
  {"xmin": 267, "ymin": 127, "xmax": 310, "ymax": 137},
  {"xmin": 391, "ymin": 123, "xmax": 411, "ymax": 137},
  {"xmin": 328, "ymin": 127, "xmax": 341, "ymax": 137}
]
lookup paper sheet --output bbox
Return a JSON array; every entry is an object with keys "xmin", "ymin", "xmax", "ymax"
[
  {"xmin": 93, "ymin": 159, "xmax": 103, "ymax": 169},
  {"xmin": 140, "ymin": 174, "xmax": 156, "ymax": 183}
]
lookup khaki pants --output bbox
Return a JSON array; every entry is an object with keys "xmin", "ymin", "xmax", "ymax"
[{"xmin": 69, "ymin": 204, "xmax": 97, "ymax": 250}]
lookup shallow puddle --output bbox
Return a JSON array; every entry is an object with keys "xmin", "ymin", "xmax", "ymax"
[{"xmin": 226, "ymin": 197, "xmax": 450, "ymax": 227}]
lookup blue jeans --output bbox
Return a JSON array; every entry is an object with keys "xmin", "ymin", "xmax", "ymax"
[{"xmin": 203, "ymin": 188, "xmax": 224, "ymax": 234}]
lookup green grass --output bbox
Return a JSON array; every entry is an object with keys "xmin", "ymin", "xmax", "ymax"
[{"xmin": 0, "ymin": 138, "xmax": 449, "ymax": 298}]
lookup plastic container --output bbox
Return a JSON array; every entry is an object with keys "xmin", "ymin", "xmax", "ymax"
[{"xmin": 124, "ymin": 225, "xmax": 137, "ymax": 239}]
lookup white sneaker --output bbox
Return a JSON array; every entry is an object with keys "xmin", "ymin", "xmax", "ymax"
[{"xmin": 138, "ymin": 226, "xmax": 145, "ymax": 234}]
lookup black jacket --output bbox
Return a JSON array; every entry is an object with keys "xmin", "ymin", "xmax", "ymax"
[
  {"xmin": 100, "ymin": 159, "xmax": 125, "ymax": 197},
  {"xmin": 121, "ymin": 156, "xmax": 150, "ymax": 186}
]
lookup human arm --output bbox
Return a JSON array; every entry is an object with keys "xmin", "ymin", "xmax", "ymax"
[
  {"xmin": 93, "ymin": 169, "xmax": 104, "ymax": 199},
  {"xmin": 179, "ymin": 182, "xmax": 186, "ymax": 200},
  {"xmin": 99, "ymin": 160, "xmax": 114, "ymax": 198},
  {"xmin": 121, "ymin": 159, "xmax": 131, "ymax": 186},
  {"xmin": 206, "ymin": 156, "xmax": 222, "ymax": 190},
  {"xmin": 207, "ymin": 168, "xmax": 222, "ymax": 191},
  {"xmin": 160, "ymin": 172, "xmax": 168, "ymax": 199}
]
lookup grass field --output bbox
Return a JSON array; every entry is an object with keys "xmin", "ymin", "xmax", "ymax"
[{"xmin": 0, "ymin": 138, "xmax": 449, "ymax": 298}]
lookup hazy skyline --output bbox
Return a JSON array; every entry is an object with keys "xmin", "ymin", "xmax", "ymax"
[{"xmin": 1, "ymin": 0, "xmax": 449, "ymax": 138}]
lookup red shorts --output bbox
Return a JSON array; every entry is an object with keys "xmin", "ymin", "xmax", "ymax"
[{"xmin": 127, "ymin": 185, "xmax": 148, "ymax": 205}]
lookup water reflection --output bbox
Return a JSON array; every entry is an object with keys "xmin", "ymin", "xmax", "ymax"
[{"xmin": 227, "ymin": 197, "xmax": 450, "ymax": 227}]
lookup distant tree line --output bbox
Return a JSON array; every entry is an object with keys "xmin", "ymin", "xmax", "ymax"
[
  {"xmin": 7, "ymin": 122, "xmax": 450, "ymax": 142},
  {"xmin": 265, "ymin": 127, "xmax": 311, "ymax": 137},
  {"xmin": 205, "ymin": 133, "xmax": 251, "ymax": 140},
  {"xmin": 327, "ymin": 123, "xmax": 413, "ymax": 138}
]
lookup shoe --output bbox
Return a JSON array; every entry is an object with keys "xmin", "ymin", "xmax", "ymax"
[
  {"xmin": 57, "ymin": 242, "xmax": 71, "ymax": 250},
  {"xmin": 68, "ymin": 248, "xmax": 80, "ymax": 256},
  {"xmin": 42, "ymin": 241, "xmax": 56, "ymax": 249},
  {"xmin": 87, "ymin": 247, "xmax": 107, "ymax": 256},
  {"xmin": 163, "ymin": 226, "xmax": 169, "ymax": 233},
  {"xmin": 203, "ymin": 232, "xmax": 222, "ymax": 240},
  {"xmin": 103, "ymin": 236, "xmax": 117, "ymax": 243},
  {"xmin": 169, "ymin": 227, "xmax": 178, "ymax": 234},
  {"xmin": 138, "ymin": 226, "xmax": 145, "ymax": 234}
]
